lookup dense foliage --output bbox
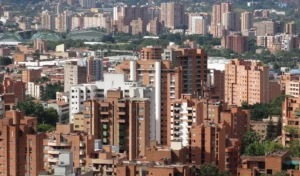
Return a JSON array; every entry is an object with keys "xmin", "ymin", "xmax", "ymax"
[
  {"xmin": 15, "ymin": 100, "xmax": 58, "ymax": 126},
  {"xmin": 0, "ymin": 57, "xmax": 12, "ymax": 66},
  {"xmin": 41, "ymin": 83, "xmax": 63, "ymax": 101},
  {"xmin": 194, "ymin": 163, "xmax": 230, "ymax": 176},
  {"xmin": 242, "ymin": 95, "xmax": 287, "ymax": 121},
  {"xmin": 241, "ymin": 131, "xmax": 260, "ymax": 153},
  {"xmin": 244, "ymin": 141, "xmax": 284, "ymax": 156},
  {"xmin": 37, "ymin": 124, "xmax": 55, "ymax": 132},
  {"xmin": 35, "ymin": 76, "xmax": 50, "ymax": 83}
]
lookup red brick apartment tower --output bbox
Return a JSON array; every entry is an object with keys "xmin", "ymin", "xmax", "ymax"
[{"xmin": 0, "ymin": 110, "xmax": 44, "ymax": 176}]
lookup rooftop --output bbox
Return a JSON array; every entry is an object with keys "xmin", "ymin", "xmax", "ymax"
[
  {"xmin": 267, "ymin": 150, "xmax": 289, "ymax": 157},
  {"xmin": 30, "ymin": 32, "xmax": 62, "ymax": 41}
]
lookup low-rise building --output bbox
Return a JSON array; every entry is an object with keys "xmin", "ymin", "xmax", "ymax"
[{"xmin": 238, "ymin": 150, "xmax": 300, "ymax": 176}]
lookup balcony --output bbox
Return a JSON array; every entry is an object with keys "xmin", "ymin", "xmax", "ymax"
[
  {"xmin": 119, "ymin": 138, "xmax": 126, "ymax": 145},
  {"xmin": 92, "ymin": 159, "xmax": 114, "ymax": 164},
  {"xmin": 60, "ymin": 141, "xmax": 72, "ymax": 147},
  {"xmin": 117, "ymin": 102, "xmax": 126, "ymax": 107},
  {"xmin": 103, "ymin": 138, "xmax": 108, "ymax": 144},
  {"xmin": 117, "ymin": 118, "xmax": 126, "ymax": 123},
  {"xmin": 80, "ymin": 149, "xmax": 85, "ymax": 155},
  {"xmin": 103, "ymin": 131, "xmax": 108, "ymax": 137},
  {"xmin": 48, "ymin": 140, "xmax": 57, "ymax": 146},
  {"xmin": 118, "ymin": 111, "xmax": 126, "ymax": 116},
  {"xmin": 48, "ymin": 149, "xmax": 71, "ymax": 154},
  {"xmin": 93, "ymin": 167, "xmax": 100, "ymax": 172},
  {"xmin": 100, "ymin": 111, "xmax": 109, "ymax": 115},
  {"xmin": 48, "ymin": 149, "xmax": 61, "ymax": 154},
  {"xmin": 100, "ymin": 102, "xmax": 109, "ymax": 107},
  {"xmin": 48, "ymin": 157, "xmax": 59, "ymax": 163},
  {"xmin": 80, "ymin": 158, "xmax": 85, "ymax": 163},
  {"xmin": 118, "ymin": 125, "xmax": 125, "ymax": 130},
  {"xmin": 100, "ymin": 119, "xmax": 109, "ymax": 123}
]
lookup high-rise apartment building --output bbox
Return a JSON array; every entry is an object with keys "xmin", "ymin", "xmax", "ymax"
[
  {"xmin": 115, "ymin": 55, "xmax": 183, "ymax": 146},
  {"xmin": 221, "ymin": 34, "xmax": 249, "ymax": 54},
  {"xmin": 56, "ymin": 2, "xmax": 64, "ymax": 15},
  {"xmin": 115, "ymin": 47, "xmax": 208, "ymax": 145},
  {"xmin": 211, "ymin": 2, "xmax": 232, "ymax": 36},
  {"xmin": 148, "ymin": 7, "xmax": 160, "ymax": 21},
  {"xmin": 282, "ymin": 96, "xmax": 300, "ymax": 146},
  {"xmin": 189, "ymin": 15, "xmax": 208, "ymax": 35},
  {"xmin": 22, "ymin": 69, "xmax": 42, "ymax": 83},
  {"xmin": 140, "ymin": 46, "xmax": 162, "ymax": 60},
  {"xmin": 34, "ymin": 39, "xmax": 48, "ymax": 53},
  {"xmin": 222, "ymin": 12, "xmax": 239, "ymax": 31},
  {"xmin": 160, "ymin": 2, "xmax": 184, "ymax": 29},
  {"xmin": 146, "ymin": 17, "xmax": 163, "ymax": 36},
  {"xmin": 130, "ymin": 18, "xmax": 145, "ymax": 35},
  {"xmin": 71, "ymin": 15, "xmax": 84, "ymax": 30},
  {"xmin": 241, "ymin": 12, "xmax": 253, "ymax": 31},
  {"xmin": 64, "ymin": 61, "xmax": 87, "ymax": 92},
  {"xmin": 43, "ymin": 123, "xmax": 94, "ymax": 171},
  {"xmin": 225, "ymin": 59, "xmax": 269, "ymax": 106},
  {"xmin": 208, "ymin": 69, "xmax": 225, "ymax": 100},
  {"xmin": 85, "ymin": 57, "xmax": 103, "ymax": 82},
  {"xmin": 55, "ymin": 12, "xmax": 71, "ymax": 32},
  {"xmin": 174, "ymin": 48, "xmax": 208, "ymax": 94},
  {"xmin": 0, "ymin": 110, "xmax": 45, "ymax": 176},
  {"xmin": 41, "ymin": 11, "xmax": 55, "ymax": 30},
  {"xmin": 190, "ymin": 123, "xmax": 240, "ymax": 174},
  {"xmin": 285, "ymin": 21, "xmax": 296, "ymax": 34},
  {"xmin": 79, "ymin": 0, "xmax": 96, "ymax": 8},
  {"xmin": 280, "ymin": 73, "xmax": 300, "ymax": 97},
  {"xmin": 1, "ymin": 77, "xmax": 26, "ymax": 106},
  {"xmin": 74, "ymin": 90, "xmax": 150, "ymax": 160},
  {"xmin": 254, "ymin": 21, "xmax": 276, "ymax": 36},
  {"xmin": 69, "ymin": 74, "xmax": 156, "ymax": 141}
]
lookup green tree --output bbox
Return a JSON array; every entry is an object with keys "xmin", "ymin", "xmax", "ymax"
[
  {"xmin": 16, "ymin": 100, "xmax": 59, "ymax": 126},
  {"xmin": 244, "ymin": 141, "xmax": 265, "ymax": 156},
  {"xmin": 194, "ymin": 163, "xmax": 229, "ymax": 176},
  {"xmin": 36, "ymin": 76, "xmax": 50, "ymax": 83},
  {"xmin": 37, "ymin": 124, "xmax": 55, "ymax": 132},
  {"xmin": 250, "ymin": 103, "xmax": 270, "ymax": 121},
  {"xmin": 266, "ymin": 120, "xmax": 275, "ymax": 140},
  {"xmin": 242, "ymin": 131, "xmax": 260, "ymax": 154},
  {"xmin": 289, "ymin": 140, "xmax": 300, "ymax": 157},
  {"xmin": 0, "ymin": 56, "xmax": 12, "ymax": 66},
  {"xmin": 43, "ymin": 107, "xmax": 58, "ymax": 125},
  {"xmin": 244, "ymin": 141, "xmax": 283, "ymax": 156},
  {"xmin": 41, "ymin": 83, "xmax": 63, "ymax": 101},
  {"xmin": 101, "ymin": 35, "xmax": 115, "ymax": 43},
  {"xmin": 61, "ymin": 113, "xmax": 69, "ymax": 123},
  {"xmin": 276, "ymin": 119, "xmax": 282, "ymax": 136}
]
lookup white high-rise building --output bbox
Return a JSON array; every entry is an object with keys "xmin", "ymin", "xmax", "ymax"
[
  {"xmin": 190, "ymin": 16, "xmax": 207, "ymax": 35},
  {"xmin": 69, "ymin": 73, "xmax": 158, "ymax": 140}
]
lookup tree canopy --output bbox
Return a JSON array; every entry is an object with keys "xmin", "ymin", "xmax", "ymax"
[
  {"xmin": 15, "ymin": 100, "xmax": 58, "ymax": 126},
  {"xmin": 242, "ymin": 95, "xmax": 287, "ymax": 121},
  {"xmin": 244, "ymin": 141, "xmax": 284, "ymax": 156},
  {"xmin": 41, "ymin": 83, "xmax": 63, "ymax": 101},
  {"xmin": 194, "ymin": 163, "xmax": 230, "ymax": 176},
  {"xmin": 0, "ymin": 56, "xmax": 12, "ymax": 66}
]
